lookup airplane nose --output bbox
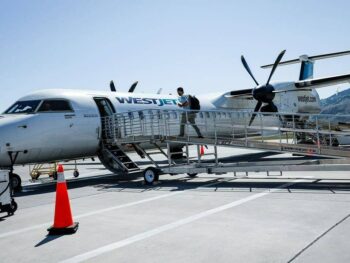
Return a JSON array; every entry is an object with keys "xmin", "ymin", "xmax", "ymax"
[{"xmin": 0, "ymin": 114, "xmax": 33, "ymax": 167}]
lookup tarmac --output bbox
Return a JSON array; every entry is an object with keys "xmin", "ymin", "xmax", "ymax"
[{"xmin": 0, "ymin": 146, "xmax": 350, "ymax": 263}]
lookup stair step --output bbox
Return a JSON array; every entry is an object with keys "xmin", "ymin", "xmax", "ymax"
[
  {"xmin": 146, "ymin": 151, "xmax": 162, "ymax": 155},
  {"xmin": 110, "ymin": 151, "xmax": 124, "ymax": 155},
  {"xmin": 127, "ymin": 168, "xmax": 140, "ymax": 172},
  {"xmin": 116, "ymin": 156, "xmax": 129, "ymax": 160},
  {"xmin": 125, "ymin": 164, "xmax": 138, "ymax": 169},
  {"xmin": 104, "ymin": 143, "xmax": 140, "ymax": 173}
]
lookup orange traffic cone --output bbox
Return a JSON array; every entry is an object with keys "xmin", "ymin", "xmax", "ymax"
[
  {"xmin": 200, "ymin": 145, "xmax": 205, "ymax": 156},
  {"xmin": 47, "ymin": 164, "xmax": 79, "ymax": 235}
]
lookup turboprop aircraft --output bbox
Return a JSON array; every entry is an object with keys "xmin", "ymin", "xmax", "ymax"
[{"xmin": 1, "ymin": 49, "xmax": 350, "ymax": 190}]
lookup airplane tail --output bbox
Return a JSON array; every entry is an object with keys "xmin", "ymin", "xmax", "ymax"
[{"xmin": 261, "ymin": 50, "xmax": 350, "ymax": 80}]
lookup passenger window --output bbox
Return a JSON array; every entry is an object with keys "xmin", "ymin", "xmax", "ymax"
[
  {"xmin": 206, "ymin": 112, "xmax": 210, "ymax": 119},
  {"xmin": 199, "ymin": 112, "xmax": 203, "ymax": 119},
  {"xmin": 38, "ymin": 100, "xmax": 73, "ymax": 112}
]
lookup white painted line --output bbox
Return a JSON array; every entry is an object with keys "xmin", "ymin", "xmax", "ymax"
[
  {"xmin": 0, "ymin": 178, "xmax": 225, "ymax": 239},
  {"xmin": 60, "ymin": 178, "xmax": 310, "ymax": 263}
]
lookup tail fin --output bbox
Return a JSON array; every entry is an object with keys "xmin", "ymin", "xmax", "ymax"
[{"xmin": 261, "ymin": 50, "xmax": 350, "ymax": 81}]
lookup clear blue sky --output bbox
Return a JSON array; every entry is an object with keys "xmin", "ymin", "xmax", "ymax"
[{"xmin": 1, "ymin": 0, "xmax": 350, "ymax": 111}]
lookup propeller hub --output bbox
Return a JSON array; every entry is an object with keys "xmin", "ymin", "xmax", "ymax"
[
  {"xmin": 241, "ymin": 49, "xmax": 286, "ymax": 126},
  {"xmin": 252, "ymin": 84, "xmax": 275, "ymax": 103}
]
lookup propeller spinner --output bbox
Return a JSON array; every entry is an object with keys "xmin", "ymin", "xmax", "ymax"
[{"xmin": 241, "ymin": 50, "xmax": 286, "ymax": 125}]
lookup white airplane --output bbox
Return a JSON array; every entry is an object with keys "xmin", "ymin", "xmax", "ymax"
[{"xmin": 1, "ymin": 50, "xmax": 350, "ymax": 190}]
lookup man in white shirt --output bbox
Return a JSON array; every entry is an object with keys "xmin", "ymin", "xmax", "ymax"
[{"xmin": 177, "ymin": 87, "xmax": 203, "ymax": 138}]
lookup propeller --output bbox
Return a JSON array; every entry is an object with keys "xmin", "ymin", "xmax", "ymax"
[
  {"xmin": 128, "ymin": 81, "xmax": 138, "ymax": 93},
  {"xmin": 110, "ymin": 80, "xmax": 116, "ymax": 92},
  {"xmin": 241, "ymin": 50, "xmax": 286, "ymax": 126},
  {"xmin": 110, "ymin": 80, "xmax": 139, "ymax": 93}
]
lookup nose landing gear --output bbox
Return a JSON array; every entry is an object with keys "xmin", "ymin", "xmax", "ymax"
[
  {"xmin": 7, "ymin": 151, "xmax": 23, "ymax": 192},
  {"xmin": 10, "ymin": 173, "xmax": 22, "ymax": 192}
]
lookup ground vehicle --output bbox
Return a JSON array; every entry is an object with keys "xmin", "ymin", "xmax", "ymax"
[{"xmin": 0, "ymin": 170, "xmax": 18, "ymax": 216}]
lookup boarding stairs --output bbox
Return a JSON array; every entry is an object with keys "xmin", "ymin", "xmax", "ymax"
[
  {"xmin": 101, "ymin": 109, "xmax": 350, "ymax": 179},
  {"xmin": 101, "ymin": 143, "xmax": 140, "ymax": 173}
]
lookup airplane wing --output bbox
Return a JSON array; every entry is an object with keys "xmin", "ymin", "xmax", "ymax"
[
  {"xmin": 261, "ymin": 50, "xmax": 350, "ymax": 68},
  {"xmin": 295, "ymin": 73, "xmax": 350, "ymax": 89},
  {"xmin": 226, "ymin": 73, "xmax": 350, "ymax": 97}
]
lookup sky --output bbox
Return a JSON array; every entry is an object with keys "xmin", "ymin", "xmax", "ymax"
[{"xmin": 1, "ymin": 0, "xmax": 350, "ymax": 111}]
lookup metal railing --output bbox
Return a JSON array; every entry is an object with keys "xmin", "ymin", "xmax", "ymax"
[{"xmin": 101, "ymin": 108, "xmax": 350, "ymax": 156}]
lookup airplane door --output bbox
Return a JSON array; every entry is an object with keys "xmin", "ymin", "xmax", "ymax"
[
  {"xmin": 93, "ymin": 98, "xmax": 116, "ymax": 139},
  {"xmin": 93, "ymin": 98, "xmax": 116, "ymax": 117}
]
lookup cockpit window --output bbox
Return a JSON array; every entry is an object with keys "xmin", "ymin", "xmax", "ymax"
[
  {"xmin": 4, "ymin": 100, "xmax": 41, "ymax": 114},
  {"xmin": 37, "ymin": 100, "xmax": 73, "ymax": 112}
]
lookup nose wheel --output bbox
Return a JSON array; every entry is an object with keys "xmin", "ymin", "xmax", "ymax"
[{"xmin": 10, "ymin": 173, "xmax": 22, "ymax": 192}]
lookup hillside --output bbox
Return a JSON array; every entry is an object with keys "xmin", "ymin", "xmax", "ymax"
[{"xmin": 320, "ymin": 88, "xmax": 350, "ymax": 114}]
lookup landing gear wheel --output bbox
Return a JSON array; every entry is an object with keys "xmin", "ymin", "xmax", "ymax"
[
  {"xmin": 73, "ymin": 170, "xmax": 80, "ymax": 178},
  {"xmin": 31, "ymin": 172, "xmax": 41, "ymax": 180},
  {"xmin": 187, "ymin": 173, "xmax": 198, "ymax": 178},
  {"xmin": 10, "ymin": 174, "xmax": 22, "ymax": 192},
  {"xmin": 7, "ymin": 200, "xmax": 18, "ymax": 216},
  {"xmin": 143, "ymin": 167, "xmax": 159, "ymax": 185}
]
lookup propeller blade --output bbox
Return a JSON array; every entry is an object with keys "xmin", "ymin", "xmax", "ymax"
[
  {"xmin": 248, "ymin": 101, "xmax": 262, "ymax": 126},
  {"xmin": 241, "ymin": 55, "xmax": 259, "ymax": 86},
  {"xmin": 128, "ymin": 81, "xmax": 138, "ymax": 93},
  {"xmin": 266, "ymin": 50, "xmax": 286, "ymax": 85},
  {"xmin": 110, "ymin": 80, "xmax": 116, "ymax": 92}
]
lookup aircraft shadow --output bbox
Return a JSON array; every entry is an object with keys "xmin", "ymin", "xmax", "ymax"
[
  {"xmin": 15, "ymin": 151, "xmax": 343, "ymax": 197},
  {"xmin": 14, "ymin": 173, "xmax": 350, "ymax": 199},
  {"xmin": 97, "ymin": 177, "xmax": 350, "ymax": 194},
  {"xmin": 135, "ymin": 151, "xmax": 330, "ymax": 166}
]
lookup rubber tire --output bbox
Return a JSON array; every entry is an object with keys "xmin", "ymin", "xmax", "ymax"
[
  {"xmin": 187, "ymin": 173, "xmax": 198, "ymax": 178},
  {"xmin": 10, "ymin": 174, "xmax": 22, "ymax": 192},
  {"xmin": 73, "ymin": 170, "xmax": 80, "ymax": 178},
  {"xmin": 32, "ymin": 172, "xmax": 41, "ymax": 180},
  {"xmin": 143, "ymin": 167, "xmax": 159, "ymax": 185},
  {"xmin": 8, "ymin": 200, "xmax": 18, "ymax": 216}
]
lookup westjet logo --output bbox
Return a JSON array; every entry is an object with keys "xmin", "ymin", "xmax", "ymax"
[{"xmin": 116, "ymin": 97, "xmax": 178, "ymax": 107}]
